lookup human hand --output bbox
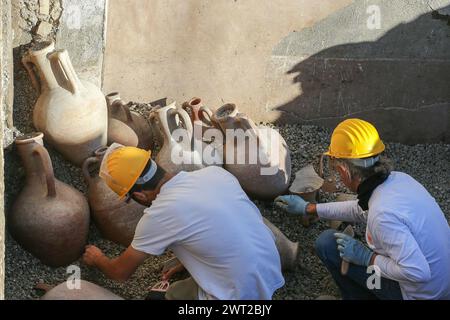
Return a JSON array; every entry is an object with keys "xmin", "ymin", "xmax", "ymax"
[
  {"xmin": 274, "ymin": 195, "xmax": 309, "ymax": 216},
  {"xmin": 82, "ymin": 245, "xmax": 104, "ymax": 267},
  {"xmin": 334, "ymin": 233, "xmax": 374, "ymax": 267},
  {"xmin": 162, "ymin": 262, "xmax": 185, "ymax": 281}
]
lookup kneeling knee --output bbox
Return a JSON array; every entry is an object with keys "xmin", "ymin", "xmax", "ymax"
[{"xmin": 315, "ymin": 229, "xmax": 338, "ymax": 260}]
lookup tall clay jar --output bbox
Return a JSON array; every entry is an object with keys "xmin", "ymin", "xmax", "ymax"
[
  {"xmin": 106, "ymin": 92, "xmax": 154, "ymax": 150},
  {"xmin": 181, "ymin": 97, "xmax": 216, "ymax": 137},
  {"xmin": 211, "ymin": 104, "xmax": 291, "ymax": 200},
  {"xmin": 8, "ymin": 133, "xmax": 90, "ymax": 267},
  {"xmin": 83, "ymin": 147, "xmax": 145, "ymax": 247},
  {"xmin": 22, "ymin": 42, "xmax": 108, "ymax": 166},
  {"xmin": 181, "ymin": 97, "xmax": 224, "ymax": 166},
  {"xmin": 150, "ymin": 102, "xmax": 204, "ymax": 174}
]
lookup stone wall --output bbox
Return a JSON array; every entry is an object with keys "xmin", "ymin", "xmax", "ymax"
[
  {"xmin": 56, "ymin": 0, "xmax": 107, "ymax": 86},
  {"xmin": 0, "ymin": 0, "xmax": 12, "ymax": 301},
  {"xmin": 8, "ymin": 0, "xmax": 107, "ymax": 146},
  {"xmin": 1, "ymin": 0, "xmax": 107, "ymax": 299},
  {"xmin": 103, "ymin": 0, "xmax": 450, "ymax": 144}
]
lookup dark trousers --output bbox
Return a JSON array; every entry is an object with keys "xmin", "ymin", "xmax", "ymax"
[{"xmin": 315, "ymin": 229, "xmax": 403, "ymax": 300}]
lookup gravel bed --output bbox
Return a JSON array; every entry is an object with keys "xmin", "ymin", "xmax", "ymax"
[{"xmin": 4, "ymin": 122, "xmax": 449, "ymax": 300}]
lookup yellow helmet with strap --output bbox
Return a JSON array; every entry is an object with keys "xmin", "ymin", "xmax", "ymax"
[
  {"xmin": 324, "ymin": 118, "xmax": 385, "ymax": 159},
  {"xmin": 99, "ymin": 143, "xmax": 151, "ymax": 199}
]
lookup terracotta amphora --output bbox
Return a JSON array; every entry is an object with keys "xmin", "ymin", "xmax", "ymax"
[
  {"xmin": 263, "ymin": 218, "xmax": 299, "ymax": 272},
  {"xmin": 181, "ymin": 97, "xmax": 224, "ymax": 167},
  {"xmin": 181, "ymin": 97, "xmax": 216, "ymax": 137},
  {"xmin": 8, "ymin": 132, "xmax": 90, "ymax": 267},
  {"xmin": 107, "ymin": 118, "xmax": 139, "ymax": 147},
  {"xmin": 22, "ymin": 42, "xmax": 107, "ymax": 166},
  {"xmin": 37, "ymin": 281, "xmax": 123, "ymax": 300},
  {"xmin": 150, "ymin": 102, "xmax": 204, "ymax": 174},
  {"xmin": 106, "ymin": 92, "xmax": 154, "ymax": 150},
  {"xmin": 83, "ymin": 147, "xmax": 145, "ymax": 247},
  {"xmin": 211, "ymin": 104, "xmax": 291, "ymax": 200}
]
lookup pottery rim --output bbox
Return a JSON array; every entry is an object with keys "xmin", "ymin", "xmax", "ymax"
[
  {"xmin": 189, "ymin": 97, "xmax": 202, "ymax": 106},
  {"xmin": 215, "ymin": 103, "xmax": 238, "ymax": 119},
  {"xmin": 15, "ymin": 132, "xmax": 44, "ymax": 145},
  {"xmin": 94, "ymin": 146, "xmax": 109, "ymax": 158}
]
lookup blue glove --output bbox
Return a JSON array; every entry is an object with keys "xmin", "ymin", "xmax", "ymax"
[
  {"xmin": 334, "ymin": 233, "xmax": 374, "ymax": 267},
  {"xmin": 274, "ymin": 195, "xmax": 309, "ymax": 216}
]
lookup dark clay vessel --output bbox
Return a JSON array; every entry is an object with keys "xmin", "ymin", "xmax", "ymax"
[
  {"xmin": 106, "ymin": 92, "xmax": 154, "ymax": 150},
  {"xmin": 83, "ymin": 148, "xmax": 145, "ymax": 247},
  {"xmin": 9, "ymin": 132, "xmax": 90, "ymax": 267},
  {"xmin": 211, "ymin": 104, "xmax": 291, "ymax": 200},
  {"xmin": 38, "ymin": 280, "xmax": 123, "ymax": 300}
]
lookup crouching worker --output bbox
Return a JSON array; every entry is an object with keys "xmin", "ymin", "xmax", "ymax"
[
  {"xmin": 275, "ymin": 119, "xmax": 450, "ymax": 300},
  {"xmin": 82, "ymin": 144, "xmax": 285, "ymax": 300}
]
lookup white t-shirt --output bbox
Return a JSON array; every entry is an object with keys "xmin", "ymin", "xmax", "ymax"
[
  {"xmin": 317, "ymin": 172, "xmax": 450, "ymax": 300},
  {"xmin": 131, "ymin": 166, "xmax": 285, "ymax": 300}
]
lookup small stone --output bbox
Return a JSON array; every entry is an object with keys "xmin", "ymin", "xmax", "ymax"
[
  {"xmin": 50, "ymin": 5, "xmax": 62, "ymax": 21},
  {"xmin": 35, "ymin": 21, "xmax": 53, "ymax": 37},
  {"xmin": 39, "ymin": 0, "xmax": 50, "ymax": 15}
]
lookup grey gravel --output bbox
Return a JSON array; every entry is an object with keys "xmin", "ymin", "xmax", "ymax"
[{"xmin": 4, "ymin": 123, "xmax": 449, "ymax": 300}]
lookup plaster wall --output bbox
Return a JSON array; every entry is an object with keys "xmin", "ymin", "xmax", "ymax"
[{"xmin": 103, "ymin": 0, "xmax": 450, "ymax": 143}]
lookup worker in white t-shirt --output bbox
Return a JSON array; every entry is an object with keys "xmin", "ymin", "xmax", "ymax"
[
  {"xmin": 275, "ymin": 119, "xmax": 450, "ymax": 300},
  {"xmin": 82, "ymin": 144, "xmax": 286, "ymax": 300}
]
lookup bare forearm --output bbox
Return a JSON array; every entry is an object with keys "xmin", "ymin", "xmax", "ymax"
[
  {"xmin": 94, "ymin": 255, "xmax": 129, "ymax": 282},
  {"xmin": 83, "ymin": 245, "xmax": 148, "ymax": 282}
]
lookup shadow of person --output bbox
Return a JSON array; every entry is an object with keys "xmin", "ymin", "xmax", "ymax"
[{"xmin": 270, "ymin": 2, "xmax": 450, "ymax": 144}]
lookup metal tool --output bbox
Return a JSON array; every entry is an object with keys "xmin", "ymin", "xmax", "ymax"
[{"xmin": 149, "ymin": 280, "xmax": 170, "ymax": 292}]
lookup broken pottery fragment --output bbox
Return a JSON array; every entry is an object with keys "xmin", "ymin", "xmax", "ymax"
[
  {"xmin": 289, "ymin": 164, "xmax": 324, "ymax": 227},
  {"xmin": 289, "ymin": 164, "xmax": 324, "ymax": 201}
]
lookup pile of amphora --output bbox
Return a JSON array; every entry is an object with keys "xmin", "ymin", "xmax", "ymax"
[{"xmin": 9, "ymin": 42, "xmax": 325, "ymax": 298}]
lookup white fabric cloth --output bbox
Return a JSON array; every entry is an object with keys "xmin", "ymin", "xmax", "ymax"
[
  {"xmin": 131, "ymin": 166, "xmax": 285, "ymax": 300},
  {"xmin": 317, "ymin": 172, "xmax": 450, "ymax": 300}
]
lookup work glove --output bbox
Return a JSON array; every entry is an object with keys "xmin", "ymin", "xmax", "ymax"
[
  {"xmin": 334, "ymin": 233, "xmax": 374, "ymax": 267},
  {"xmin": 274, "ymin": 195, "xmax": 309, "ymax": 216}
]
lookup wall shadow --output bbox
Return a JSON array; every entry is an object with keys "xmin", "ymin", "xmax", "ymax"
[{"xmin": 272, "ymin": 4, "xmax": 450, "ymax": 144}]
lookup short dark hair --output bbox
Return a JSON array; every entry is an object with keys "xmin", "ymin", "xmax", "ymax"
[{"xmin": 128, "ymin": 160, "xmax": 166, "ymax": 194}]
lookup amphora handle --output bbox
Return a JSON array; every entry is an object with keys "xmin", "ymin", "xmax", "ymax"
[
  {"xmin": 82, "ymin": 157, "xmax": 99, "ymax": 185},
  {"xmin": 48, "ymin": 50, "xmax": 81, "ymax": 95},
  {"xmin": 22, "ymin": 55, "xmax": 41, "ymax": 95},
  {"xmin": 31, "ymin": 144, "xmax": 56, "ymax": 198}
]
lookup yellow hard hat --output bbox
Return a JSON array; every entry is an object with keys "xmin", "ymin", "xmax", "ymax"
[
  {"xmin": 99, "ymin": 143, "xmax": 151, "ymax": 199},
  {"xmin": 324, "ymin": 118, "xmax": 385, "ymax": 159}
]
